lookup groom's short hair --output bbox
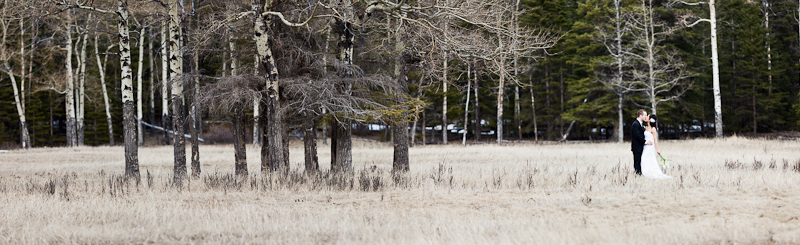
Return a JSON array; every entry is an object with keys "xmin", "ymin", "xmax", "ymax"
[{"xmin": 637, "ymin": 109, "xmax": 647, "ymax": 117}]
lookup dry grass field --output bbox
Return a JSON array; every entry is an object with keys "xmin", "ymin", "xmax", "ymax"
[{"xmin": 1, "ymin": 136, "xmax": 799, "ymax": 244}]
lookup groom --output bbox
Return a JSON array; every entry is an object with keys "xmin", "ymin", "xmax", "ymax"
[{"xmin": 631, "ymin": 109, "xmax": 652, "ymax": 175}]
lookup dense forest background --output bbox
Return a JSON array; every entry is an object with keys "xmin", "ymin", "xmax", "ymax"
[{"xmin": 1, "ymin": 0, "xmax": 799, "ymax": 150}]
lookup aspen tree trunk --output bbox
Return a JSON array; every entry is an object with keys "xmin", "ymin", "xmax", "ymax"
[
  {"xmin": 77, "ymin": 28, "xmax": 88, "ymax": 146},
  {"xmin": 320, "ymin": 25, "xmax": 331, "ymax": 147},
  {"xmin": 474, "ymin": 69, "xmax": 480, "ymax": 142},
  {"xmin": 161, "ymin": 24, "xmax": 170, "ymax": 145},
  {"xmin": 0, "ymin": 8, "xmax": 30, "ymax": 148},
  {"xmin": 513, "ymin": 0, "xmax": 521, "ymax": 141},
  {"xmin": 421, "ymin": 110, "xmax": 426, "ymax": 145},
  {"xmin": 169, "ymin": 0, "xmax": 186, "ymax": 181},
  {"xmin": 497, "ymin": 62, "xmax": 505, "ymax": 145},
  {"xmin": 149, "ymin": 28, "xmax": 155, "ymax": 136},
  {"xmin": 615, "ymin": 0, "xmax": 624, "ymax": 143},
  {"xmin": 191, "ymin": 50, "xmax": 200, "ymax": 177},
  {"xmin": 137, "ymin": 26, "xmax": 145, "ymax": 147},
  {"xmin": 253, "ymin": 55, "xmax": 260, "ymax": 147},
  {"xmin": 65, "ymin": 13, "xmax": 78, "ymax": 147},
  {"xmin": 94, "ymin": 36, "xmax": 114, "ymax": 146},
  {"xmin": 529, "ymin": 83, "xmax": 538, "ymax": 142},
  {"xmin": 442, "ymin": 53, "xmax": 448, "ymax": 144},
  {"xmin": 117, "ymin": 0, "xmax": 140, "ymax": 178},
  {"xmin": 764, "ymin": 1, "xmax": 772, "ymax": 95},
  {"xmin": 255, "ymin": 0, "xmax": 286, "ymax": 173},
  {"xmin": 710, "ymin": 0, "xmax": 722, "ymax": 138},
  {"xmin": 462, "ymin": 64, "xmax": 471, "ymax": 146}
]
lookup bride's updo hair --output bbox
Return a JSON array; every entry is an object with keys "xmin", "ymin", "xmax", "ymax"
[{"xmin": 648, "ymin": 114, "xmax": 658, "ymax": 129}]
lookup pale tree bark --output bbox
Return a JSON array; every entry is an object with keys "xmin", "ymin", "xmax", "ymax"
[
  {"xmin": 513, "ymin": 0, "xmax": 521, "ymax": 141},
  {"xmin": 255, "ymin": 0, "xmax": 286, "ymax": 173},
  {"xmin": 529, "ymin": 80, "xmax": 537, "ymax": 142},
  {"xmin": 149, "ymin": 27, "xmax": 155, "ymax": 137},
  {"xmin": 169, "ymin": 0, "xmax": 187, "ymax": 181},
  {"xmin": 65, "ymin": 13, "xmax": 78, "ymax": 147},
  {"xmin": 442, "ymin": 53, "xmax": 448, "ymax": 144},
  {"xmin": 496, "ymin": 57, "xmax": 506, "ymax": 145},
  {"xmin": 117, "ymin": 0, "xmax": 139, "ymax": 179},
  {"xmin": 462, "ymin": 63, "xmax": 471, "ymax": 146},
  {"xmin": 94, "ymin": 36, "xmax": 115, "ymax": 146},
  {"xmin": 161, "ymin": 24, "xmax": 170, "ymax": 145},
  {"xmin": 253, "ymin": 55, "xmax": 260, "ymax": 147},
  {"xmin": 474, "ymin": 70, "xmax": 480, "ymax": 142},
  {"xmin": 0, "ymin": 2, "xmax": 31, "ymax": 149},
  {"xmin": 77, "ymin": 19, "xmax": 89, "ymax": 147},
  {"xmin": 674, "ymin": 0, "xmax": 722, "ymax": 137},
  {"xmin": 137, "ymin": 26, "xmax": 145, "ymax": 147},
  {"xmin": 763, "ymin": 0, "xmax": 772, "ymax": 95}
]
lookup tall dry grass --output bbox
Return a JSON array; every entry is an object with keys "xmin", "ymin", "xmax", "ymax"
[{"xmin": 1, "ymin": 136, "xmax": 799, "ymax": 244}]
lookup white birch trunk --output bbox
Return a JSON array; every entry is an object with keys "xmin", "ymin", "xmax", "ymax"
[
  {"xmin": 161, "ymin": 24, "xmax": 170, "ymax": 145},
  {"xmin": 117, "ymin": 0, "xmax": 139, "ymax": 178},
  {"xmin": 497, "ymin": 61, "xmax": 505, "ymax": 145},
  {"xmin": 253, "ymin": 55, "xmax": 260, "ymax": 146},
  {"xmin": 94, "ymin": 36, "xmax": 114, "ymax": 146},
  {"xmin": 0, "ymin": 9, "xmax": 31, "ymax": 148},
  {"xmin": 615, "ymin": 0, "xmax": 624, "ymax": 143},
  {"xmin": 442, "ymin": 53, "xmax": 448, "ymax": 144},
  {"xmin": 137, "ymin": 26, "xmax": 145, "ymax": 147},
  {"xmin": 149, "ymin": 27, "xmax": 155, "ymax": 136},
  {"xmin": 65, "ymin": 14, "xmax": 78, "ymax": 147},
  {"xmin": 169, "ymin": 0, "xmax": 187, "ymax": 180},
  {"xmin": 462, "ymin": 64, "xmax": 471, "ymax": 146},
  {"xmin": 710, "ymin": 0, "xmax": 722, "ymax": 138},
  {"xmin": 78, "ymin": 16, "xmax": 90, "ymax": 146},
  {"xmin": 255, "ymin": 0, "xmax": 285, "ymax": 172}
]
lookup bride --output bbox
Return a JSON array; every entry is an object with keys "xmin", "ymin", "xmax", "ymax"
[{"xmin": 641, "ymin": 114, "xmax": 672, "ymax": 179}]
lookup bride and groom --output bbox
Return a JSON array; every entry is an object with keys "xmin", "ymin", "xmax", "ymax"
[{"xmin": 631, "ymin": 109, "xmax": 672, "ymax": 179}]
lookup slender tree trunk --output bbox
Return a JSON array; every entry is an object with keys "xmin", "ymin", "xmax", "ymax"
[
  {"xmin": 303, "ymin": 117, "xmax": 319, "ymax": 173},
  {"xmin": 255, "ymin": 0, "xmax": 286, "ymax": 173},
  {"xmin": 233, "ymin": 103, "xmax": 248, "ymax": 176},
  {"xmin": 117, "ymin": 0, "xmax": 139, "ymax": 179},
  {"xmin": 462, "ymin": 63, "xmax": 471, "ymax": 146},
  {"xmin": 253, "ymin": 55, "xmax": 260, "ymax": 146},
  {"xmin": 1, "ymin": 13, "xmax": 30, "ymax": 148},
  {"xmin": 161, "ymin": 24, "xmax": 170, "ymax": 145},
  {"xmin": 149, "ymin": 27, "xmax": 155, "ymax": 137},
  {"xmin": 442, "ymin": 53, "xmax": 448, "ymax": 144},
  {"xmin": 497, "ymin": 59, "xmax": 505, "ymax": 145},
  {"xmin": 529, "ymin": 83, "xmax": 538, "ymax": 142},
  {"xmin": 191, "ymin": 51, "xmax": 200, "ymax": 177},
  {"xmin": 169, "ymin": 0, "xmax": 186, "ymax": 182},
  {"xmin": 474, "ymin": 70, "xmax": 480, "ymax": 142},
  {"xmin": 421, "ymin": 110, "xmax": 426, "ymax": 145},
  {"xmin": 137, "ymin": 26, "xmax": 145, "ymax": 147},
  {"xmin": 77, "ymin": 24, "xmax": 88, "ymax": 147},
  {"xmin": 710, "ymin": 0, "xmax": 722, "ymax": 138},
  {"xmin": 764, "ymin": 0, "xmax": 772, "ymax": 95},
  {"xmin": 230, "ymin": 39, "xmax": 246, "ymax": 176},
  {"xmin": 94, "ymin": 36, "xmax": 114, "ymax": 146},
  {"xmin": 615, "ymin": 0, "xmax": 623, "ymax": 143},
  {"xmin": 65, "ymin": 14, "xmax": 78, "ymax": 147}
]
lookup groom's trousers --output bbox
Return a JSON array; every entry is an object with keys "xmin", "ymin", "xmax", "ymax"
[{"xmin": 633, "ymin": 151, "xmax": 642, "ymax": 175}]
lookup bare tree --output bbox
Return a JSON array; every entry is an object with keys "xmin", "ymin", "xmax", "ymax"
[
  {"xmin": 597, "ymin": 0, "xmax": 637, "ymax": 143},
  {"xmin": 626, "ymin": 0, "xmax": 693, "ymax": 115},
  {"xmin": 54, "ymin": 0, "xmax": 141, "ymax": 179},
  {"xmin": 672, "ymin": 0, "xmax": 722, "ymax": 138},
  {"xmin": 94, "ymin": 35, "xmax": 116, "ymax": 145},
  {"xmin": 0, "ymin": 0, "xmax": 31, "ymax": 148}
]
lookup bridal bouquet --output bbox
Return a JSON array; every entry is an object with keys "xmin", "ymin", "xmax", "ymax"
[{"xmin": 658, "ymin": 153, "xmax": 669, "ymax": 170}]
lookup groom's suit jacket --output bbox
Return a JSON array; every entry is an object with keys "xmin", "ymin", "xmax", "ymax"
[{"xmin": 631, "ymin": 120, "xmax": 645, "ymax": 153}]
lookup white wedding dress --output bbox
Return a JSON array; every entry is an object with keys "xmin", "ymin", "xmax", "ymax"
[{"xmin": 641, "ymin": 131, "xmax": 672, "ymax": 179}]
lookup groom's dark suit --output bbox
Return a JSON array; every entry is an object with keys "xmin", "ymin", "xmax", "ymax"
[{"xmin": 631, "ymin": 119, "xmax": 645, "ymax": 175}]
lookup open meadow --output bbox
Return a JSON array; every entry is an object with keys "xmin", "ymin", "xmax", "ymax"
[{"xmin": 1, "ymin": 137, "xmax": 799, "ymax": 244}]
